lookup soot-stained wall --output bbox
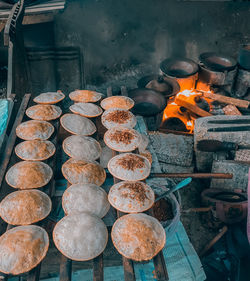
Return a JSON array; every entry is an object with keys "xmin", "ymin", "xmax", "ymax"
[{"xmin": 53, "ymin": 0, "xmax": 250, "ymax": 85}]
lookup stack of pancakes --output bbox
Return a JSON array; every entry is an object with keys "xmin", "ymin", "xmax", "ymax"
[{"xmin": 0, "ymin": 91, "xmax": 65, "ymax": 275}]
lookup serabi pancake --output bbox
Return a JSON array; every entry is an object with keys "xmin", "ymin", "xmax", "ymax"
[
  {"xmin": 16, "ymin": 120, "xmax": 54, "ymax": 141},
  {"xmin": 108, "ymin": 153, "xmax": 151, "ymax": 181},
  {"xmin": 5, "ymin": 161, "xmax": 53, "ymax": 190},
  {"xmin": 104, "ymin": 127, "xmax": 142, "ymax": 152},
  {"xmin": 100, "ymin": 96, "xmax": 134, "ymax": 110},
  {"xmin": 101, "ymin": 108, "xmax": 137, "ymax": 129},
  {"xmin": 69, "ymin": 90, "xmax": 103, "ymax": 103},
  {"xmin": 26, "ymin": 104, "xmax": 62, "ymax": 121},
  {"xmin": 60, "ymin": 113, "xmax": 96, "ymax": 136},
  {"xmin": 69, "ymin": 102, "xmax": 103, "ymax": 118},
  {"xmin": 63, "ymin": 135, "xmax": 101, "ymax": 161},
  {"xmin": 140, "ymin": 150, "xmax": 153, "ymax": 165},
  {"xmin": 53, "ymin": 213, "xmax": 108, "ymax": 261},
  {"xmin": 15, "ymin": 140, "xmax": 55, "ymax": 161},
  {"xmin": 108, "ymin": 181, "xmax": 154, "ymax": 213},
  {"xmin": 62, "ymin": 158, "xmax": 106, "ymax": 186},
  {"xmin": 0, "ymin": 225, "xmax": 49, "ymax": 275},
  {"xmin": 33, "ymin": 91, "xmax": 65, "ymax": 104},
  {"xmin": 0, "ymin": 190, "xmax": 52, "ymax": 225},
  {"xmin": 111, "ymin": 213, "xmax": 166, "ymax": 261},
  {"xmin": 62, "ymin": 183, "xmax": 110, "ymax": 218}
]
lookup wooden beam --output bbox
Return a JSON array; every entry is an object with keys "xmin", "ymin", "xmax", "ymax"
[{"xmin": 203, "ymin": 92, "xmax": 250, "ymax": 109}]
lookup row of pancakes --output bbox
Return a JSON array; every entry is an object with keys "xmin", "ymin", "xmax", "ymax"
[
  {"xmin": 52, "ymin": 91, "xmax": 166, "ymax": 263},
  {"xmin": 0, "ymin": 91, "xmax": 66, "ymax": 275}
]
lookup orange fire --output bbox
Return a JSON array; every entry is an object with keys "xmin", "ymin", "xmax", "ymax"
[{"xmin": 161, "ymin": 88, "xmax": 212, "ymax": 133}]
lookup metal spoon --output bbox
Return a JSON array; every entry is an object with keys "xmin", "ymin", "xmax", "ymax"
[{"xmin": 155, "ymin": 177, "xmax": 192, "ymax": 202}]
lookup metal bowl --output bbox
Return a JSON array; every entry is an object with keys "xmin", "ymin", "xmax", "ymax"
[
  {"xmin": 199, "ymin": 52, "xmax": 237, "ymax": 72},
  {"xmin": 160, "ymin": 57, "xmax": 199, "ymax": 78}
]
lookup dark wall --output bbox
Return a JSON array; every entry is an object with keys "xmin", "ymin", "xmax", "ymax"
[{"xmin": 53, "ymin": 0, "xmax": 250, "ymax": 85}]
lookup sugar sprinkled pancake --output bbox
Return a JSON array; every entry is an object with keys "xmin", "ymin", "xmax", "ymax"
[
  {"xmin": 62, "ymin": 158, "xmax": 106, "ymax": 186},
  {"xmin": 62, "ymin": 183, "xmax": 110, "ymax": 218},
  {"xmin": 111, "ymin": 213, "xmax": 165, "ymax": 261},
  {"xmin": 26, "ymin": 104, "xmax": 62, "ymax": 121},
  {"xmin": 60, "ymin": 113, "xmax": 96, "ymax": 136},
  {"xmin": 5, "ymin": 161, "xmax": 53, "ymax": 189},
  {"xmin": 33, "ymin": 91, "xmax": 65, "ymax": 104},
  {"xmin": 69, "ymin": 102, "xmax": 103, "ymax": 118},
  {"xmin": 63, "ymin": 135, "xmax": 101, "ymax": 161},
  {"xmin": 101, "ymin": 108, "xmax": 136, "ymax": 129},
  {"xmin": 108, "ymin": 153, "xmax": 151, "ymax": 181},
  {"xmin": 15, "ymin": 140, "xmax": 55, "ymax": 161},
  {"xmin": 104, "ymin": 127, "xmax": 141, "ymax": 152},
  {"xmin": 100, "ymin": 96, "xmax": 134, "ymax": 110},
  {"xmin": 53, "ymin": 213, "xmax": 108, "ymax": 261},
  {"xmin": 0, "ymin": 190, "xmax": 52, "ymax": 225},
  {"xmin": 69, "ymin": 90, "xmax": 103, "ymax": 103},
  {"xmin": 0, "ymin": 225, "xmax": 49, "ymax": 275},
  {"xmin": 108, "ymin": 181, "xmax": 154, "ymax": 213},
  {"xmin": 16, "ymin": 120, "xmax": 54, "ymax": 141}
]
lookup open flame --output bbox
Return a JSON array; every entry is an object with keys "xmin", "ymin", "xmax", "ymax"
[{"xmin": 161, "ymin": 88, "xmax": 212, "ymax": 133}]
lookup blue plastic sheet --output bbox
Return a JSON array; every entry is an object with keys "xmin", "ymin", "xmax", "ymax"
[{"xmin": 0, "ymin": 99, "xmax": 9, "ymax": 137}]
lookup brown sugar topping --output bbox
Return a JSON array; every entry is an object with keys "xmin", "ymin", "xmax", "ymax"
[
  {"xmin": 153, "ymin": 198, "xmax": 174, "ymax": 221},
  {"xmin": 29, "ymin": 105, "xmax": 59, "ymax": 119},
  {"xmin": 117, "ymin": 154, "xmax": 145, "ymax": 171},
  {"xmin": 105, "ymin": 110, "xmax": 130, "ymax": 124},
  {"xmin": 109, "ymin": 130, "xmax": 135, "ymax": 144},
  {"xmin": 119, "ymin": 218, "xmax": 159, "ymax": 260},
  {"xmin": 118, "ymin": 182, "xmax": 148, "ymax": 203},
  {"xmin": 17, "ymin": 163, "xmax": 46, "ymax": 187}
]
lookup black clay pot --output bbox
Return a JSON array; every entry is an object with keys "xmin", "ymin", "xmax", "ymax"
[{"xmin": 238, "ymin": 44, "xmax": 250, "ymax": 70}]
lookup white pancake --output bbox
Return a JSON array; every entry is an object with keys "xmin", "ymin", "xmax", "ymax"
[
  {"xmin": 108, "ymin": 181, "xmax": 155, "ymax": 213},
  {"xmin": 53, "ymin": 213, "xmax": 108, "ymax": 261},
  {"xmin": 62, "ymin": 135, "xmax": 101, "ymax": 161},
  {"xmin": 0, "ymin": 225, "xmax": 49, "ymax": 275},
  {"xmin": 26, "ymin": 104, "xmax": 62, "ymax": 121},
  {"xmin": 69, "ymin": 90, "xmax": 103, "ymax": 103},
  {"xmin": 5, "ymin": 161, "xmax": 53, "ymax": 190},
  {"xmin": 69, "ymin": 102, "xmax": 103, "ymax": 118},
  {"xmin": 108, "ymin": 153, "xmax": 151, "ymax": 181},
  {"xmin": 15, "ymin": 140, "xmax": 55, "ymax": 161},
  {"xmin": 62, "ymin": 158, "xmax": 106, "ymax": 186},
  {"xmin": 33, "ymin": 91, "xmax": 65, "ymax": 104},
  {"xmin": 101, "ymin": 108, "xmax": 137, "ymax": 129},
  {"xmin": 111, "ymin": 213, "xmax": 166, "ymax": 261},
  {"xmin": 60, "ymin": 114, "xmax": 96, "ymax": 136},
  {"xmin": 104, "ymin": 127, "xmax": 142, "ymax": 152},
  {"xmin": 16, "ymin": 120, "xmax": 54, "ymax": 141},
  {"xmin": 100, "ymin": 96, "xmax": 134, "ymax": 110},
  {"xmin": 62, "ymin": 183, "xmax": 110, "ymax": 218},
  {"xmin": 0, "ymin": 190, "xmax": 52, "ymax": 225}
]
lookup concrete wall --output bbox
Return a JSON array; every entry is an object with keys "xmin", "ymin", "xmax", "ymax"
[{"xmin": 53, "ymin": 0, "xmax": 250, "ymax": 85}]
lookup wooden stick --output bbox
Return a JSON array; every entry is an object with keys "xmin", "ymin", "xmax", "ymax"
[
  {"xmin": 175, "ymin": 97, "xmax": 212, "ymax": 117},
  {"xmin": 203, "ymin": 92, "xmax": 250, "ymax": 109},
  {"xmin": 150, "ymin": 173, "xmax": 233, "ymax": 179},
  {"xmin": 59, "ymin": 254, "xmax": 72, "ymax": 281},
  {"xmin": 93, "ymin": 254, "xmax": 104, "ymax": 281},
  {"xmin": 200, "ymin": 226, "xmax": 228, "ymax": 257}
]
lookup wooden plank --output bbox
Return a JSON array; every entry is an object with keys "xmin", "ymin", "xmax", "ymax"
[
  {"xmin": 175, "ymin": 96, "xmax": 212, "ymax": 117},
  {"xmin": 203, "ymin": 92, "xmax": 250, "ymax": 109},
  {"xmin": 27, "ymin": 264, "xmax": 42, "ymax": 281},
  {"xmin": 223, "ymin": 104, "xmax": 242, "ymax": 116},
  {"xmin": 59, "ymin": 254, "xmax": 72, "ymax": 281},
  {"xmin": 22, "ymin": 13, "xmax": 55, "ymax": 25},
  {"xmin": 0, "ymin": 93, "xmax": 31, "ymax": 189},
  {"xmin": 93, "ymin": 253, "xmax": 104, "ymax": 281},
  {"xmin": 153, "ymin": 251, "xmax": 169, "ymax": 281}
]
